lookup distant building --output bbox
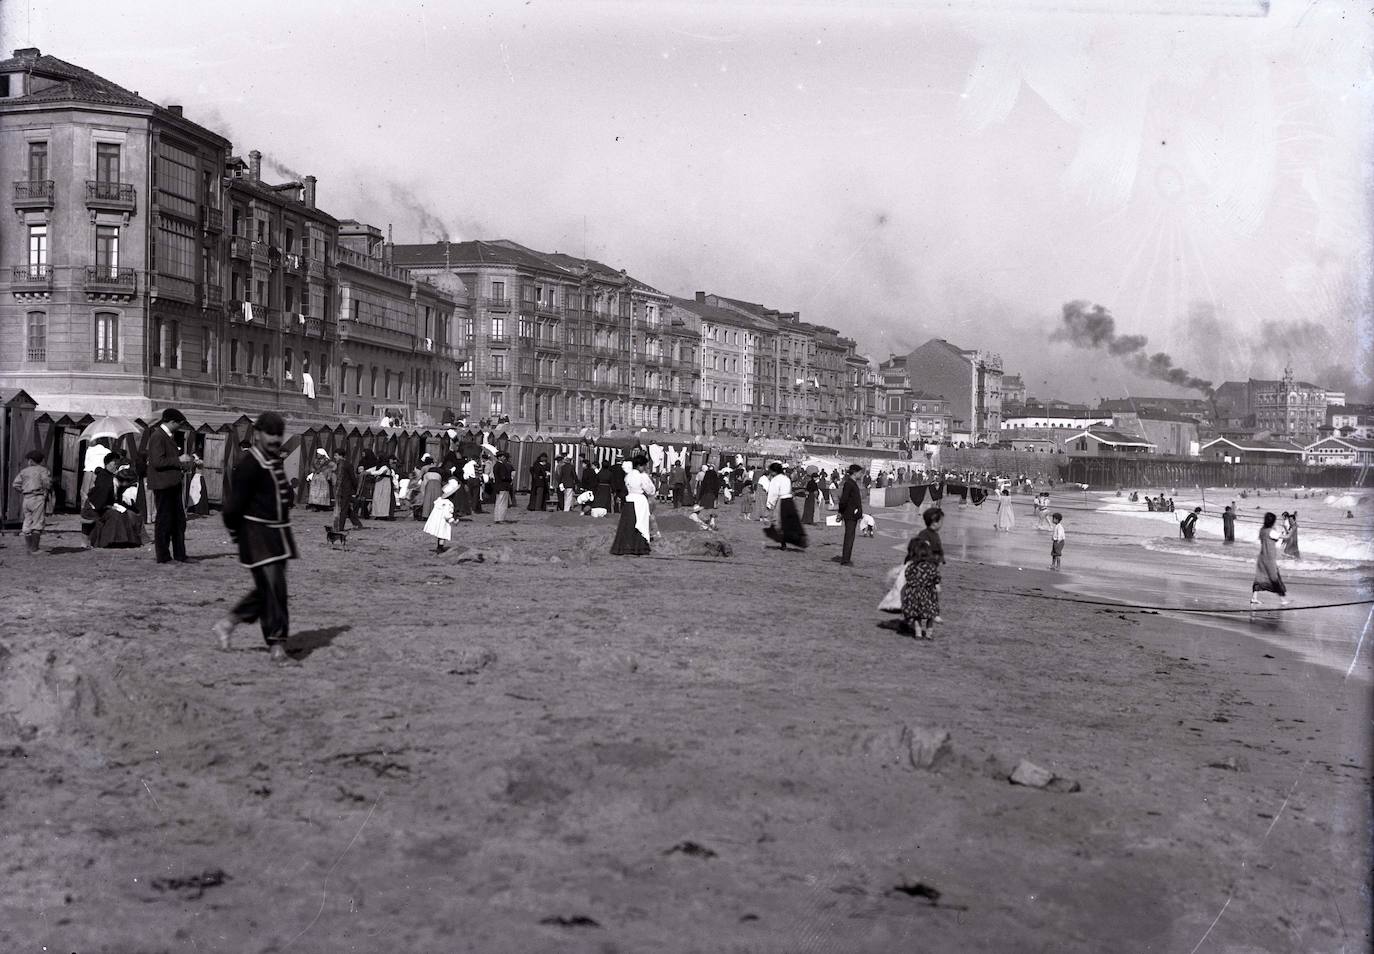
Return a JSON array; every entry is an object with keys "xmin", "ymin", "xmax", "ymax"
[
  {"xmin": 1303, "ymin": 436, "xmax": 1374, "ymax": 467},
  {"xmin": 1211, "ymin": 369, "xmax": 1328, "ymax": 442},
  {"xmin": 1063, "ymin": 427, "xmax": 1154, "ymax": 457},
  {"xmin": 1326, "ymin": 403, "xmax": 1374, "ymax": 440},
  {"xmin": 673, "ymin": 294, "xmax": 749, "ymax": 437},
  {"xmin": 1111, "ymin": 410, "xmax": 1200, "ymax": 457},
  {"xmin": 1198, "ymin": 435, "xmax": 1305, "ymax": 465},
  {"xmin": 904, "ymin": 338, "xmax": 1003, "ymax": 444},
  {"xmin": 1097, "ymin": 396, "xmax": 1214, "ymax": 428},
  {"xmin": 1001, "ymin": 373, "xmax": 1025, "ymax": 405},
  {"xmin": 1002, "ymin": 408, "xmax": 1112, "ymax": 430}
]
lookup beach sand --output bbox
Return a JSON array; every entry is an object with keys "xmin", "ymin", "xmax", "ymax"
[{"xmin": 0, "ymin": 505, "xmax": 1368, "ymax": 953}]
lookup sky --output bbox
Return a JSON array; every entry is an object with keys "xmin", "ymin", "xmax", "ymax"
[{"xmin": 6, "ymin": 0, "xmax": 1372, "ymax": 402}]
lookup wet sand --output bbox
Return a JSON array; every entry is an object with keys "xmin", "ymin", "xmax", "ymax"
[{"xmin": 1, "ymin": 504, "xmax": 1369, "ymax": 953}]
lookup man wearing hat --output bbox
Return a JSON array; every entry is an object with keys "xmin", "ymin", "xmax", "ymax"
[
  {"xmin": 146, "ymin": 407, "xmax": 193, "ymax": 563},
  {"xmin": 491, "ymin": 450, "xmax": 515, "ymax": 523},
  {"xmin": 214, "ymin": 411, "xmax": 298, "ymax": 664},
  {"xmin": 834, "ymin": 463, "xmax": 865, "ymax": 566},
  {"xmin": 555, "ymin": 453, "xmax": 578, "ymax": 512}
]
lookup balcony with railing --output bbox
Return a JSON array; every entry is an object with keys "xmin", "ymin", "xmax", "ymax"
[
  {"xmin": 337, "ymin": 317, "xmax": 415, "ymax": 350},
  {"xmin": 334, "ymin": 245, "xmax": 413, "ymax": 283},
  {"xmin": 249, "ymin": 240, "xmax": 270, "ymax": 264},
  {"xmin": 229, "ymin": 236, "xmax": 251, "ymax": 261},
  {"xmin": 284, "ymin": 252, "xmax": 304, "ymax": 273},
  {"xmin": 536, "ymin": 301, "xmax": 562, "ymax": 317},
  {"xmin": 85, "ymin": 180, "xmax": 136, "ymax": 214},
  {"xmin": 487, "ymin": 334, "xmax": 511, "ymax": 346},
  {"xmin": 457, "ymin": 370, "xmax": 475, "ymax": 384},
  {"xmin": 13, "ymin": 180, "xmax": 54, "ymax": 211},
  {"xmin": 226, "ymin": 299, "xmax": 267, "ymax": 324},
  {"xmin": 484, "ymin": 368, "xmax": 510, "ymax": 382},
  {"xmin": 306, "ymin": 256, "xmax": 327, "ymax": 277},
  {"xmin": 84, "ymin": 266, "xmax": 137, "ymax": 300},
  {"xmin": 484, "ymin": 296, "xmax": 511, "ymax": 311},
  {"xmin": 11, "ymin": 263, "xmax": 52, "ymax": 296},
  {"xmin": 304, "ymin": 316, "xmax": 326, "ymax": 338},
  {"xmin": 202, "ymin": 283, "xmax": 223, "ymax": 309},
  {"xmin": 200, "ymin": 206, "xmax": 223, "ymax": 232}
]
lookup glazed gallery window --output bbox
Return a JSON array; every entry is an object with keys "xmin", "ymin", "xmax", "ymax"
[
  {"xmin": 490, "ymin": 392, "xmax": 504, "ymax": 415},
  {"xmin": 27, "ymin": 224, "xmax": 47, "ymax": 272},
  {"xmin": 157, "ymin": 216, "xmax": 196, "ymax": 279},
  {"xmin": 201, "ymin": 326, "xmax": 214, "ymax": 373},
  {"xmin": 28, "ymin": 141, "xmax": 48, "ymax": 182},
  {"xmin": 156, "ymin": 142, "xmax": 197, "ymax": 219},
  {"xmin": 168, "ymin": 321, "xmax": 181, "ymax": 370},
  {"xmin": 95, "ymin": 143, "xmax": 121, "ymax": 183},
  {"xmin": 94, "ymin": 313, "xmax": 119, "ymax": 362},
  {"xmin": 26, "ymin": 311, "xmax": 46, "ymax": 362},
  {"xmin": 94, "ymin": 225, "xmax": 119, "ymax": 276}
]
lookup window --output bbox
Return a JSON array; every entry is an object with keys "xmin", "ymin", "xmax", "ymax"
[
  {"xmin": 152, "ymin": 317, "xmax": 165, "ymax": 367},
  {"xmin": 28, "ymin": 141, "xmax": 47, "ymax": 182},
  {"xmin": 491, "ymin": 317, "xmax": 505, "ymax": 338},
  {"xmin": 169, "ymin": 321, "xmax": 180, "ymax": 370},
  {"xmin": 229, "ymin": 338, "xmax": 239, "ymax": 372},
  {"xmin": 490, "ymin": 392, "xmax": 504, "ymax": 415},
  {"xmin": 492, "ymin": 280, "xmax": 505, "ymax": 301},
  {"xmin": 246, "ymin": 341, "xmax": 256, "ymax": 375},
  {"xmin": 370, "ymin": 367, "xmax": 378, "ymax": 398},
  {"xmin": 27, "ymin": 224, "xmax": 47, "ymax": 273},
  {"xmin": 256, "ymin": 280, "xmax": 266, "ymax": 306},
  {"xmin": 261, "ymin": 343, "xmax": 271, "ymax": 378},
  {"xmin": 95, "ymin": 313, "xmax": 119, "ymax": 362},
  {"xmin": 26, "ymin": 311, "xmax": 46, "ymax": 362},
  {"xmin": 95, "ymin": 225, "xmax": 119, "ymax": 276},
  {"xmin": 232, "ymin": 208, "xmax": 242, "ymax": 236},
  {"xmin": 95, "ymin": 143, "xmax": 121, "ymax": 183},
  {"xmin": 460, "ymin": 390, "xmax": 472, "ymax": 414},
  {"xmin": 319, "ymin": 349, "xmax": 330, "ymax": 383},
  {"xmin": 157, "ymin": 216, "xmax": 195, "ymax": 279},
  {"xmin": 156, "ymin": 142, "xmax": 197, "ymax": 218},
  {"xmin": 284, "ymin": 347, "xmax": 294, "ymax": 381},
  {"xmin": 201, "ymin": 326, "xmax": 214, "ymax": 373},
  {"xmin": 285, "ymin": 286, "xmax": 296, "ymax": 312},
  {"xmin": 491, "ymin": 353, "xmax": 506, "ymax": 374}
]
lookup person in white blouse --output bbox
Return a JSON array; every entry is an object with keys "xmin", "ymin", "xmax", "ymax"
[
  {"xmin": 610, "ymin": 454, "xmax": 654, "ymax": 555},
  {"xmin": 763, "ymin": 461, "xmax": 808, "ymax": 550}
]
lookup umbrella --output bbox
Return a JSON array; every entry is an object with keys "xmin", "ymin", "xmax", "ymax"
[
  {"xmin": 806, "ymin": 464, "xmax": 820, "ymax": 474},
  {"xmin": 79, "ymin": 416, "xmax": 144, "ymax": 442}
]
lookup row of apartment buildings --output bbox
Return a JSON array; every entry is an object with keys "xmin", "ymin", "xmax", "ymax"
[{"xmin": 1, "ymin": 47, "xmax": 927, "ymax": 444}]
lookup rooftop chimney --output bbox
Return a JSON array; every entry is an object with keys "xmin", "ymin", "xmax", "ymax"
[
  {"xmin": 167, "ymin": 104, "xmax": 183, "ymax": 116},
  {"xmin": 249, "ymin": 150, "xmax": 261, "ymax": 182},
  {"xmin": 303, "ymin": 175, "xmax": 317, "ymax": 209},
  {"xmin": 695, "ymin": 291, "xmax": 706, "ymax": 303},
  {"xmin": 14, "ymin": 47, "xmax": 40, "ymax": 58}
]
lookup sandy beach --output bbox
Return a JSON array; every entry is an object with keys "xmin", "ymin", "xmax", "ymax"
[{"xmin": 1, "ymin": 500, "xmax": 1369, "ymax": 953}]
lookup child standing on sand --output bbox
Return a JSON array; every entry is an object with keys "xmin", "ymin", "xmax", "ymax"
[
  {"xmin": 424, "ymin": 479, "xmax": 459, "ymax": 553},
  {"xmin": 1050, "ymin": 512, "xmax": 1065, "ymax": 570},
  {"xmin": 12, "ymin": 449, "xmax": 52, "ymax": 554}
]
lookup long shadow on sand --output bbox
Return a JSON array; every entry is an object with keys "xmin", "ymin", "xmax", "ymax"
[{"xmin": 286, "ymin": 625, "xmax": 352, "ymax": 660}]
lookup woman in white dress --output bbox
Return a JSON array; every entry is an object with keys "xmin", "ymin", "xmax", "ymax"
[
  {"xmin": 763, "ymin": 462, "xmax": 807, "ymax": 550},
  {"xmin": 994, "ymin": 489, "xmax": 1016, "ymax": 532}
]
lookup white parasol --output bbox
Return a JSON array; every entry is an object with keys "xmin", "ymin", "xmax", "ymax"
[{"xmin": 78, "ymin": 416, "xmax": 144, "ymax": 442}]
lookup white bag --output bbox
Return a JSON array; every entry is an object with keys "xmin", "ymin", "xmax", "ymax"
[
  {"xmin": 878, "ymin": 563, "xmax": 904, "ymax": 613},
  {"xmin": 825, "ymin": 514, "xmax": 842, "ymax": 527}
]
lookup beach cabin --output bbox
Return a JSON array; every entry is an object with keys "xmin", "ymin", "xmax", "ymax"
[
  {"xmin": 1199, "ymin": 436, "xmax": 1305, "ymax": 466},
  {"xmin": 1302, "ymin": 436, "xmax": 1374, "ymax": 467},
  {"xmin": 1064, "ymin": 428, "xmax": 1154, "ymax": 457}
]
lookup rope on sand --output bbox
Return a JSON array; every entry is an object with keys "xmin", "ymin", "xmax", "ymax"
[{"xmin": 953, "ymin": 584, "xmax": 1374, "ymax": 615}]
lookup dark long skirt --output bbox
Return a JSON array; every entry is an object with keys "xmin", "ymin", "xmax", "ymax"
[
  {"xmin": 529, "ymin": 484, "xmax": 548, "ymax": 511},
  {"xmin": 90, "ymin": 509, "xmax": 146, "ymax": 548},
  {"xmin": 802, "ymin": 491, "xmax": 817, "ymax": 525},
  {"xmin": 609, "ymin": 500, "xmax": 651, "ymax": 555},
  {"xmin": 764, "ymin": 497, "xmax": 808, "ymax": 549}
]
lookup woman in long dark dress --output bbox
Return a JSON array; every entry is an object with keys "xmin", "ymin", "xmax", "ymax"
[
  {"xmin": 610, "ymin": 455, "xmax": 653, "ymax": 556},
  {"xmin": 528, "ymin": 453, "xmax": 550, "ymax": 511},
  {"xmin": 900, "ymin": 507, "xmax": 945, "ymax": 639},
  {"xmin": 591, "ymin": 461, "xmax": 614, "ymax": 514},
  {"xmin": 91, "ymin": 465, "xmax": 146, "ymax": 548},
  {"xmin": 802, "ymin": 473, "xmax": 819, "ymax": 524},
  {"xmin": 762, "ymin": 462, "xmax": 807, "ymax": 550},
  {"xmin": 1251, "ymin": 511, "xmax": 1290, "ymax": 607}
]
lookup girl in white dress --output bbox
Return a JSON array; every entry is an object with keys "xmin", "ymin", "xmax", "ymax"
[{"xmin": 424, "ymin": 479, "xmax": 459, "ymax": 553}]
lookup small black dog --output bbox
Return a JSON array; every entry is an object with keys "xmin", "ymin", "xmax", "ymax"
[{"xmin": 324, "ymin": 525, "xmax": 348, "ymax": 549}]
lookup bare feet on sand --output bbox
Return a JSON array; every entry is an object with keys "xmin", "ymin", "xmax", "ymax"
[{"xmin": 212, "ymin": 618, "xmax": 235, "ymax": 651}]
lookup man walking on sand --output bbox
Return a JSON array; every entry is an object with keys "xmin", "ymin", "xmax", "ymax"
[
  {"xmin": 146, "ymin": 407, "xmax": 192, "ymax": 563},
  {"xmin": 214, "ymin": 411, "xmax": 298, "ymax": 665},
  {"xmin": 833, "ymin": 463, "xmax": 864, "ymax": 566}
]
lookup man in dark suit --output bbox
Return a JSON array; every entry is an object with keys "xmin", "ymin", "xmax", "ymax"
[
  {"xmin": 834, "ymin": 463, "xmax": 865, "ymax": 566},
  {"xmin": 214, "ymin": 411, "xmax": 298, "ymax": 665},
  {"xmin": 555, "ymin": 454, "xmax": 578, "ymax": 511},
  {"xmin": 146, "ymin": 407, "xmax": 191, "ymax": 563}
]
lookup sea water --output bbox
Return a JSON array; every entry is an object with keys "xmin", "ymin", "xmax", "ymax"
[{"xmin": 873, "ymin": 487, "xmax": 1373, "ymax": 680}]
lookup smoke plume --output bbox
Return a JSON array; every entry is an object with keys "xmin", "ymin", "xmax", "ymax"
[
  {"xmin": 265, "ymin": 155, "xmax": 306, "ymax": 182},
  {"xmin": 388, "ymin": 184, "xmax": 452, "ymax": 242},
  {"xmin": 1053, "ymin": 300, "xmax": 1212, "ymax": 394}
]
